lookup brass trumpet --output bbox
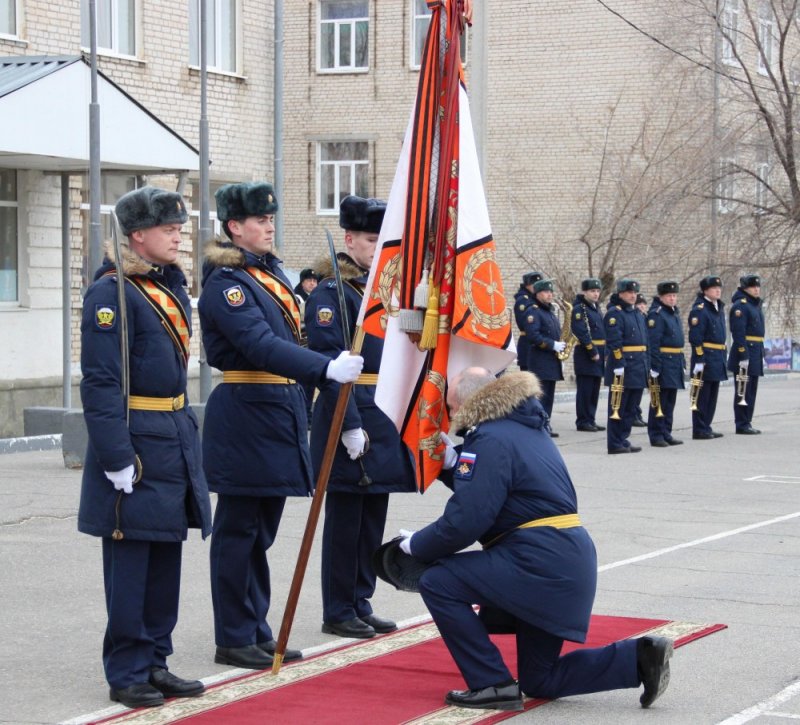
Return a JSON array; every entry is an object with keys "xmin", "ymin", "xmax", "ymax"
[
  {"xmin": 648, "ymin": 374, "xmax": 664, "ymax": 418},
  {"xmin": 689, "ymin": 368, "xmax": 704, "ymax": 412},
  {"xmin": 735, "ymin": 363, "xmax": 749, "ymax": 406},
  {"xmin": 609, "ymin": 370, "xmax": 624, "ymax": 420}
]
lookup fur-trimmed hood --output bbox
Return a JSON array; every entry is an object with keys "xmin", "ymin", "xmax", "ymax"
[
  {"xmin": 102, "ymin": 240, "xmax": 165, "ymax": 277},
  {"xmin": 450, "ymin": 371, "xmax": 544, "ymax": 434},
  {"xmin": 204, "ymin": 241, "xmax": 247, "ymax": 270},
  {"xmin": 314, "ymin": 252, "xmax": 367, "ymax": 283}
]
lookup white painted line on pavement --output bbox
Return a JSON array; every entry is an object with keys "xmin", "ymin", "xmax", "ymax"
[
  {"xmin": 599, "ymin": 510, "xmax": 800, "ymax": 573},
  {"xmin": 716, "ymin": 678, "xmax": 800, "ymax": 724},
  {"xmin": 743, "ymin": 475, "xmax": 800, "ymax": 484}
]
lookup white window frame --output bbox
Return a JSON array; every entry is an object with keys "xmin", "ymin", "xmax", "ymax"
[
  {"xmin": 0, "ymin": 169, "xmax": 19, "ymax": 305},
  {"xmin": 720, "ymin": 0, "xmax": 740, "ymax": 66},
  {"xmin": 81, "ymin": 0, "xmax": 140, "ymax": 59},
  {"xmin": 317, "ymin": 0, "xmax": 369, "ymax": 74},
  {"xmin": 410, "ymin": 0, "xmax": 468, "ymax": 70},
  {"xmin": 189, "ymin": 0, "xmax": 241, "ymax": 75},
  {"xmin": 717, "ymin": 157, "xmax": 737, "ymax": 214},
  {"xmin": 757, "ymin": 4, "xmax": 774, "ymax": 75},
  {"xmin": 0, "ymin": 0, "xmax": 21, "ymax": 39},
  {"xmin": 316, "ymin": 141, "xmax": 369, "ymax": 215},
  {"xmin": 78, "ymin": 175, "xmax": 139, "ymax": 242}
]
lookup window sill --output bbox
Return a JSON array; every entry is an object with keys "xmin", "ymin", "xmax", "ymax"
[
  {"xmin": 317, "ymin": 210, "xmax": 339, "ymax": 216},
  {"xmin": 188, "ymin": 65, "xmax": 246, "ymax": 81},
  {"xmin": 80, "ymin": 46, "xmax": 145, "ymax": 65},
  {"xmin": 0, "ymin": 34, "xmax": 28, "ymax": 47},
  {"xmin": 0, "ymin": 301, "xmax": 24, "ymax": 310},
  {"xmin": 317, "ymin": 67, "xmax": 370, "ymax": 75}
]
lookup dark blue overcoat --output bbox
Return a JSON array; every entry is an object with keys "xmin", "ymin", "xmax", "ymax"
[
  {"xmin": 305, "ymin": 256, "xmax": 417, "ymax": 495},
  {"xmin": 571, "ymin": 294, "xmax": 605, "ymax": 377},
  {"xmin": 199, "ymin": 243, "xmax": 331, "ymax": 497},
  {"xmin": 78, "ymin": 258, "xmax": 212, "ymax": 541},
  {"xmin": 603, "ymin": 294, "xmax": 649, "ymax": 388},
  {"xmin": 513, "ymin": 286, "xmax": 534, "ymax": 369},
  {"xmin": 522, "ymin": 302, "xmax": 564, "ymax": 381},
  {"xmin": 412, "ymin": 380, "xmax": 597, "ymax": 643},
  {"xmin": 688, "ymin": 293, "xmax": 728, "ymax": 382},
  {"xmin": 727, "ymin": 288, "xmax": 765, "ymax": 376},
  {"xmin": 646, "ymin": 298, "xmax": 685, "ymax": 390}
]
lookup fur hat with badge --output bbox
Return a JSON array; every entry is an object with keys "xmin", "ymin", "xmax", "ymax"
[
  {"xmin": 215, "ymin": 182, "xmax": 278, "ymax": 224},
  {"xmin": 339, "ymin": 195, "xmax": 387, "ymax": 234},
  {"xmin": 115, "ymin": 186, "xmax": 188, "ymax": 236}
]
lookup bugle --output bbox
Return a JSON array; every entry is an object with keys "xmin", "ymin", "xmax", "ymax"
[
  {"xmin": 735, "ymin": 363, "xmax": 749, "ymax": 406},
  {"xmin": 648, "ymin": 374, "xmax": 664, "ymax": 418},
  {"xmin": 689, "ymin": 368, "xmax": 704, "ymax": 412},
  {"xmin": 609, "ymin": 371, "xmax": 624, "ymax": 420}
]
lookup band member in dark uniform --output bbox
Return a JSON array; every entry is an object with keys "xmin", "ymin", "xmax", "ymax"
[
  {"xmin": 513, "ymin": 271, "xmax": 543, "ymax": 372},
  {"xmin": 631, "ymin": 293, "xmax": 649, "ymax": 427},
  {"xmin": 646, "ymin": 281, "xmax": 685, "ymax": 447},
  {"xmin": 572, "ymin": 277, "xmax": 606, "ymax": 432},
  {"xmin": 306, "ymin": 195, "xmax": 417, "ymax": 639},
  {"xmin": 688, "ymin": 276, "xmax": 727, "ymax": 440},
  {"xmin": 727, "ymin": 274, "xmax": 765, "ymax": 434}
]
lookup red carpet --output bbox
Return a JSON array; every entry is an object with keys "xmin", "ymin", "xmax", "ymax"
[{"xmin": 96, "ymin": 615, "xmax": 726, "ymax": 725}]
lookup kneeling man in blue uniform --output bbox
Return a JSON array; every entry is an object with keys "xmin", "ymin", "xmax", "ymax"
[{"xmin": 399, "ymin": 368, "xmax": 673, "ymax": 711}]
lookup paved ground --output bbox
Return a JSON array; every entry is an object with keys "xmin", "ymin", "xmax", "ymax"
[{"xmin": 1, "ymin": 375, "xmax": 799, "ymax": 725}]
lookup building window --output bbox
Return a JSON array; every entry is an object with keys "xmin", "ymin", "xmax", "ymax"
[
  {"xmin": 0, "ymin": 170, "xmax": 18, "ymax": 303},
  {"xmin": 189, "ymin": 0, "xmax": 238, "ymax": 73},
  {"xmin": 81, "ymin": 0, "xmax": 137, "ymax": 57},
  {"xmin": 0, "ymin": 0, "xmax": 18, "ymax": 37},
  {"xmin": 411, "ymin": 0, "xmax": 468, "ymax": 70},
  {"xmin": 720, "ymin": 0, "xmax": 739, "ymax": 66},
  {"xmin": 318, "ymin": 141, "xmax": 369, "ymax": 213},
  {"xmin": 717, "ymin": 158, "xmax": 737, "ymax": 213},
  {"xmin": 757, "ymin": 3, "xmax": 774, "ymax": 74},
  {"xmin": 318, "ymin": 0, "xmax": 369, "ymax": 72}
]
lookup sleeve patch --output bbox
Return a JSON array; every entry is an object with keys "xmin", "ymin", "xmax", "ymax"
[
  {"xmin": 315, "ymin": 305, "xmax": 335, "ymax": 327},
  {"xmin": 527, "ymin": 315, "xmax": 534, "ymax": 323},
  {"xmin": 648, "ymin": 319, "xmax": 655, "ymax": 327},
  {"xmin": 608, "ymin": 317, "xmax": 616, "ymax": 326},
  {"xmin": 735, "ymin": 309, "xmax": 742, "ymax": 317},
  {"xmin": 95, "ymin": 304, "xmax": 117, "ymax": 330},
  {"xmin": 575, "ymin": 312, "xmax": 582, "ymax": 320},
  {"xmin": 224, "ymin": 285, "xmax": 246, "ymax": 307},
  {"xmin": 518, "ymin": 303, "xmax": 526, "ymax": 310},
  {"xmin": 691, "ymin": 317, "xmax": 699, "ymax": 326},
  {"xmin": 454, "ymin": 451, "xmax": 477, "ymax": 480}
]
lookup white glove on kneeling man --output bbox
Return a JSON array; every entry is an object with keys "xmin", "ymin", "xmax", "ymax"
[
  {"xmin": 326, "ymin": 350, "xmax": 364, "ymax": 384},
  {"xmin": 399, "ymin": 528, "xmax": 416, "ymax": 555},
  {"xmin": 440, "ymin": 431, "xmax": 458, "ymax": 470}
]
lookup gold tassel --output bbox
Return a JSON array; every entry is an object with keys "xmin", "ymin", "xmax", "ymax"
[{"xmin": 419, "ymin": 278, "xmax": 440, "ymax": 350}]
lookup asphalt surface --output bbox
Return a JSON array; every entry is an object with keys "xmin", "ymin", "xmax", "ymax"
[{"xmin": 1, "ymin": 375, "xmax": 799, "ymax": 725}]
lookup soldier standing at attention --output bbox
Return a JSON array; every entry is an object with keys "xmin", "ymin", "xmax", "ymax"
[
  {"xmin": 604, "ymin": 279, "xmax": 648, "ymax": 454},
  {"xmin": 78, "ymin": 187, "xmax": 212, "ymax": 709},
  {"xmin": 572, "ymin": 278, "xmax": 606, "ymax": 432},
  {"xmin": 523, "ymin": 279, "xmax": 565, "ymax": 436},
  {"xmin": 630, "ymin": 293, "xmax": 650, "ymax": 427},
  {"xmin": 688, "ymin": 276, "xmax": 727, "ymax": 440},
  {"xmin": 513, "ymin": 271, "xmax": 543, "ymax": 372},
  {"xmin": 727, "ymin": 274, "xmax": 765, "ymax": 434},
  {"xmin": 646, "ymin": 281, "xmax": 685, "ymax": 447},
  {"xmin": 306, "ymin": 195, "xmax": 417, "ymax": 639},
  {"xmin": 199, "ymin": 182, "xmax": 364, "ymax": 669}
]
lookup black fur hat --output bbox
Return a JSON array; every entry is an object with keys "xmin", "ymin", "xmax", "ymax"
[
  {"xmin": 371, "ymin": 537, "xmax": 429, "ymax": 593},
  {"xmin": 339, "ymin": 195, "xmax": 386, "ymax": 234},
  {"xmin": 616, "ymin": 279, "xmax": 640, "ymax": 293},
  {"xmin": 700, "ymin": 275, "xmax": 722, "ymax": 290},
  {"xmin": 581, "ymin": 277, "xmax": 602, "ymax": 291},
  {"xmin": 523, "ymin": 271, "xmax": 544, "ymax": 286},
  {"xmin": 115, "ymin": 186, "xmax": 188, "ymax": 236},
  {"xmin": 215, "ymin": 182, "xmax": 278, "ymax": 222},
  {"xmin": 533, "ymin": 279, "xmax": 555, "ymax": 293},
  {"xmin": 657, "ymin": 280, "xmax": 679, "ymax": 295},
  {"xmin": 740, "ymin": 274, "xmax": 760, "ymax": 288}
]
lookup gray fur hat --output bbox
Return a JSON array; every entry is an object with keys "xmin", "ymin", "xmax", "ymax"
[
  {"xmin": 115, "ymin": 186, "xmax": 188, "ymax": 236},
  {"xmin": 215, "ymin": 181, "xmax": 278, "ymax": 222},
  {"xmin": 371, "ymin": 537, "xmax": 429, "ymax": 593}
]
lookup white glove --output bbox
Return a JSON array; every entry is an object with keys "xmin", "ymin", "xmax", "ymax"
[
  {"xmin": 553, "ymin": 340, "xmax": 567, "ymax": 353},
  {"xmin": 613, "ymin": 367, "xmax": 624, "ymax": 376},
  {"xmin": 399, "ymin": 528, "xmax": 416, "ymax": 555},
  {"xmin": 650, "ymin": 369, "xmax": 659, "ymax": 379},
  {"xmin": 740, "ymin": 359, "xmax": 750, "ymax": 370},
  {"xmin": 341, "ymin": 428, "xmax": 367, "ymax": 460},
  {"xmin": 693, "ymin": 362, "xmax": 705, "ymax": 374},
  {"xmin": 440, "ymin": 431, "xmax": 458, "ymax": 470},
  {"xmin": 326, "ymin": 350, "xmax": 364, "ymax": 383},
  {"xmin": 104, "ymin": 464, "xmax": 135, "ymax": 494}
]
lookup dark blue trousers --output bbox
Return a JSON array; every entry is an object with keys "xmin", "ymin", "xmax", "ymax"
[
  {"xmin": 538, "ymin": 379, "xmax": 556, "ymax": 419},
  {"xmin": 733, "ymin": 375, "xmax": 759, "ymax": 430},
  {"xmin": 575, "ymin": 375, "xmax": 600, "ymax": 428},
  {"xmin": 606, "ymin": 387, "xmax": 640, "ymax": 451},
  {"xmin": 210, "ymin": 494, "xmax": 285, "ymax": 647},
  {"xmin": 419, "ymin": 565, "xmax": 639, "ymax": 696},
  {"xmin": 321, "ymin": 491, "xmax": 389, "ymax": 623},
  {"xmin": 648, "ymin": 387, "xmax": 677, "ymax": 443},
  {"xmin": 692, "ymin": 380, "xmax": 720, "ymax": 435},
  {"xmin": 102, "ymin": 538, "xmax": 182, "ymax": 689}
]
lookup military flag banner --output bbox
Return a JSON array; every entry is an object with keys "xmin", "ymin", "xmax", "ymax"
[{"xmin": 357, "ymin": 0, "xmax": 515, "ymax": 491}]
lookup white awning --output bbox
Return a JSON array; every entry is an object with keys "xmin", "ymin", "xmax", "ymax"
[{"xmin": 0, "ymin": 56, "xmax": 200, "ymax": 173}]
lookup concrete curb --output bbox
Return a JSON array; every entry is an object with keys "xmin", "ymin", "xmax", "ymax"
[{"xmin": 0, "ymin": 433, "xmax": 62, "ymax": 455}]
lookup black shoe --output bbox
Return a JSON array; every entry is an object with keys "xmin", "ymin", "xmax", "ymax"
[
  {"xmin": 711, "ymin": 431, "xmax": 724, "ymax": 438},
  {"xmin": 666, "ymin": 438, "xmax": 683, "ymax": 446},
  {"xmin": 637, "ymin": 636, "xmax": 674, "ymax": 708},
  {"xmin": 650, "ymin": 440, "xmax": 669, "ymax": 448},
  {"xmin": 322, "ymin": 617, "xmax": 376, "ymax": 639},
  {"xmin": 148, "ymin": 667, "xmax": 204, "ymax": 698},
  {"xmin": 594, "ymin": 424, "xmax": 606, "ymax": 431},
  {"xmin": 258, "ymin": 639, "xmax": 303, "ymax": 662},
  {"xmin": 549, "ymin": 431, "xmax": 560, "ymax": 438},
  {"xmin": 360, "ymin": 614, "xmax": 397, "ymax": 634},
  {"xmin": 628, "ymin": 445, "xmax": 642, "ymax": 453},
  {"xmin": 608, "ymin": 447, "xmax": 630, "ymax": 454},
  {"xmin": 577, "ymin": 425, "xmax": 599, "ymax": 432},
  {"xmin": 736, "ymin": 427, "xmax": 761, "ymax": 435},
  {"xmin": 632, "ymin": 417, "xmax": 647, "ymax": 427},
  {"xmin": 692, "ymin": 431, "xmax": 715, "ymax": 440},
  {"xmin": 445, "ymin": 681, "xmax": 523, "ymax": 711},
  {"xmin": 109, "ymin": 683, "xmax": 164, "ymax": 709},
  {"xmin": 214, "ymin": 644, "xmax": 273, "ymax": 669}
]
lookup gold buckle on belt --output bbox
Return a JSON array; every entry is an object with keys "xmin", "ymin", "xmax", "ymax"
[
  {"xmin": 659, "ymin": 347, "xmax": 682, "ymax": 353},
  {"xmin": 223, "ymin": 371, "xmax": 296, "ymax": 384},
  {"xmin": 355, "ymin": 373, "xmax": 379, "ymax": 385},
  {"xmin": 622, "ymin": 346, "xmax": 646, "ymax": 352},
  {"xmin": 129, "ymin": 393, "xmax": 185, "ymax": 412}
]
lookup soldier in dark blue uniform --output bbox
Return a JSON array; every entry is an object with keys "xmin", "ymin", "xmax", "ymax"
[
  {"xmin": 78, "ymin": 187, "xmax": 212, "ymax": 709},
  {"xmin": 522, "ymin": 279, "xmax": 564, "ymax": 435},
  {"xmin": 199, "ymin": 182, "xmax": 364, "ymax": 669},
  {"xmin": 513, "ymin": 271, "xmax": 543, "ymax": 372},
  {"xmin": 688, "ymin": 276, "xmax": 727, "ymax": 440},
  {"xmin": 604, "ymin": 279, "xmax": 648, "ymax": 454},
  {"xmin": 572, "ymin": 277, "xmax": 606, "ymax": 432},
  {"xmin": 727, "ymin": 274, "xmax": 765, "ymax": 434},
  {"xmin": 399, "ymin": 369, "xmax": 673, "ymax": 711},
  {"xmin": 306, "ymin": 196, "xmax": 417, "ymax": 639},
  {"xmin": 646, "ymin": 281, "xmax": 685, "ymax": 447},
  {"xmin": 630, "ymin": 294, "xmax": 650, "ymax": 427}
]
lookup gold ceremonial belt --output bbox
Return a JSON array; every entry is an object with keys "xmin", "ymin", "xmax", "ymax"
[
  {"xmin": 484, "ymin": 513, "xmax": 582, "ymax": 549},
  {"xmin": 592, "ymin": 339, "xmax": 606, "ymax": 345},
  {"xmin": 702, "ymin": 342, "xmax": 726, "ymax": 350},
  {"xmin": 129, "ymin": 394, "xmax": 185, "ymax": 411},
  {"xmin": 622, "ymin": 346, "xmax": 647, "ymax": 352},
  {"xmin": 745, "ymin": 336, "xmax": 764, "ymax": 342},
  {"xmin": 223, "ymin": 371, "xmax": 296, "ymax": 384},
  {"xmin": 660, "ymin": 347, "xmax": 683, "ymax": 353},
  {"xmin": 355, "ymin": 373, "xmax": 379, "ymax": 385}
]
